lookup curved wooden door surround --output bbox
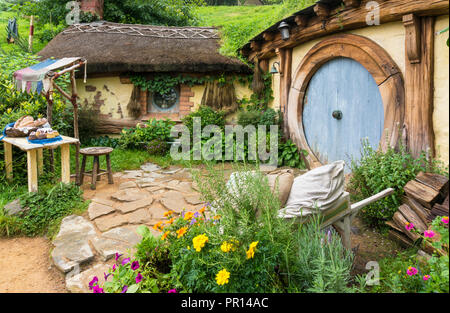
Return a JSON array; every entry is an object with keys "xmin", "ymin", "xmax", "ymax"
[{"xmin": 288, "ymin": 34, "xmax": 405, "ymax": 169}]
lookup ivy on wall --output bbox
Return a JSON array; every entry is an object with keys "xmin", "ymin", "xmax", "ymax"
[{"xmin": 129, "ymin": 72, "xmax": 273, "ymax": 110}]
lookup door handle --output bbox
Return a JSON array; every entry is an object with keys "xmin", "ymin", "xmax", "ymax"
[{"xmin": 332, "ymin": 110, "xmax": 343, "ymax": 120}]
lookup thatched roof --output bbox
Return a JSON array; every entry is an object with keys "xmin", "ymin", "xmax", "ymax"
[{"xmin": 38, "ymin": 21, "xmax": 251, "ymax": 75}]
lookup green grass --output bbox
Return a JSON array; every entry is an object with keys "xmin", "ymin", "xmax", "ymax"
[
  {"xmin": 0, "ymin": 10, "xmax": 46, "ymax": 53},
  {"xmin": 195, "ymin": 1, "xmax": 316, "ymax": 57}
]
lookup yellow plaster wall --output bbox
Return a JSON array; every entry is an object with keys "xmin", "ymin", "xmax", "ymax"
[
  {"xmin": 433, "ymin": 15, "xmax": 449, "ymax": 165},
  {"xmin": 77, "ymin": 75, "xmax": 253, "ymax": 122},
  {"xmin": 77, "ymin": 76, "xmax": 134, "ymax": 119}
]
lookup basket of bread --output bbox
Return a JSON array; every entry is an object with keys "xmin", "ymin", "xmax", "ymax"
[
  {"xmin": 5, "ymin": 116, "xmax": 49, "ymax": 137},
  {"xmin": 28, "ymin": 128, "xmax": 60, "ymax": 141}
]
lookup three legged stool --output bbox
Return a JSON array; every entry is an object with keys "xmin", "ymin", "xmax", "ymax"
[{"xmin": 79, "ymin": 147, "xmax": 114, "ymax": 190}]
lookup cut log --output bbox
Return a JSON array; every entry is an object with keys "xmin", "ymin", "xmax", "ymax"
[
  {"xmin": 386, "ymin": 220, "xmax": 404, "ymax": 233},
  {"xmin": 393, "ymin": 211, "xmax": 420, "ymax": 241},
  {"xmin": 404, "ymin": 180, "xmax": 440, "ymax": 209},
  {"xmin": 402, "ymin": 196, "xmax": 430, "ymax": 225},
  {"xmin": 415, "ymin": 172, "xmax": 449, "ymax": 198},
  {"xmin": 388, "ymin": 229, "xmax": 414, "ymax": 248},
  {"xmin": 398, "ymin": 204, "xmax": 427, "ymax": 232},
  {"xmin": 431, "ymin": 204, "xmax": 449, "ymax": 217}
]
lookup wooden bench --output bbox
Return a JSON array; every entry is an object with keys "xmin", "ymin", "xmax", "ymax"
[{"xmin": 79, "ymin": 147, "xmax": 114, "ymax": 190}]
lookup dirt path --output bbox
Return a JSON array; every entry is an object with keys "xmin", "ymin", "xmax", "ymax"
[{"xmin": 0, "ymin": 237, "xmax": 67, "ymax": 293}]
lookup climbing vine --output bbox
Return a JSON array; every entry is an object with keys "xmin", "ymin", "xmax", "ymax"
[{"xmin": 130, "ymin": 74, "xmax": 248, "ymax": 96}]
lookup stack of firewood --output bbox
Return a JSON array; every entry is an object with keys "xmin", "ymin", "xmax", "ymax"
[{"xmin": 387, "ymin": 172, "xmax": 449, "ymax": 247}]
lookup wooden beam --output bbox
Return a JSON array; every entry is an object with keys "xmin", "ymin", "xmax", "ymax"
[
  {"xmin": 250, "ymin": 41, "xmax": 262, "ymax": 52},
  {"xmin": 343, "ymin": 0, "xmax": 361, "ymax": 8},
  {"xmin": 403, "ymin": 14, "xmax": 422, "ymax": 63},
  {"xmin": 248, "ymin": 0, "xmax": 448, "ymax": 61},
  {"xmin": 351, "ymin": 188, "xmax": 395, "ymax": 212},
  {"xmin": 294, "ymin": 15, "xmax": 309, "ymax": 28},
  {"xmin": 282, "ymin": 48, "xmax": 292, "ymax": 139},
  {"xmin": 403, "ymin": 16, "xmax": 435, "ymax": 159},
  {"xmin": 263, "ymin": 32, "xmax": 275, "ymax": 41},
  {"xmin": 61, "ymin": 144, "xmax": 71, "ymax": 184},
  {"xmin": 314, "ymin": 3, "xmax": 330, "ymax": 20}
]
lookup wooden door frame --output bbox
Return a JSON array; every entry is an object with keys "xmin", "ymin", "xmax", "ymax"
[{"xmin": 288, "ymin": 33, "xmax": 405, "ymax": 169}]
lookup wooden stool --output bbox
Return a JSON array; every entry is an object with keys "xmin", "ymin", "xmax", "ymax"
[{"xmin": 79, "ymin": 147, "xmax": 114, "ymax": 190}]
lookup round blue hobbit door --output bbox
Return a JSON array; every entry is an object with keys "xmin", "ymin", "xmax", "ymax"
[{"xmin": 302, "ymin": 57, "xmax": 384, "ymax": 166}]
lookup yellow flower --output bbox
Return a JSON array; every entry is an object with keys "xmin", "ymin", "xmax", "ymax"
[
  {"xmin": 213, "ymin": 215, "xmax": 221, "ymax": 220},
  {"xmin": 176, "ymin": 227, "xmax": 188, "ymax": 238},
  {"xmin": 246, "ymin": 241, "xmax": 259, "ymax": 259},
  {"xmin": 187, "ymin": 246, "xmax": 190, "ymax": 250},
  {"xmin": 193, "ymin": 234, "xmax": 209, "ymax": 252},
  {"xmin": 165, "ymin": 217, "xmax": 175, "ymax": 225},
  {"xmin": 216, "ymin": 269, "xmax": 230, "ymax": 286},
  {"xmin": 199, "ymin": 206, "xmax": 206, "ymax": 214},
  {"xmin": 221, "ymin": 241, "xmax": 233, "ymax": 253},
  {"xmin": 153, "ymin": 221, "xmax": 164, "ymax": 232},
  {"xmin": 164, "ymin": 211, "xmax": 174, "ymax": 217},
  {"xmin": 184, "ymin": 211, "xmax": 194, "ymax": 221},
  {"xmin": 161, "ymin": 231, "xmax": 170, "ymax": 240}
]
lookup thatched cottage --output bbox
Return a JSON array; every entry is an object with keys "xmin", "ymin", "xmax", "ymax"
[
  {"xmin": 241, "ymin": 0, "xmax": 449, "ymax": 167},
  {"xmin": 38, "ymin": 21, "xmax": 252, "ymax": 133}
]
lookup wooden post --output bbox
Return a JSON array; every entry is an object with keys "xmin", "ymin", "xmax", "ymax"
[
  {"xmin": 46, "ymin": 89, "xmax": 55, "ymax": 173},
  {"xmin": 28, "ymin": 16, "xmax": 34, "ymax": 53},
  {"xmin": 283, "ymin": 48, "xmax": 292, "ymax": 140},
  {"xmin": 70, "ymin": 70, "xmax": 81, "ymax": 185},
  {"xmin": 403, "ymin": 15, "xmax": 435, "ymax": 158},
  {"xmin": 4, "ymin": 142, "xmax": 13, "ymax": 182},
  {"xmin": 37, "ymin": 148, "xmax": 44, "ymax": 175},
  {"xmin": 60, "ymin": 144, "xmax": 71, "ymax": 184},
  {"xmin": 27, "ymin": 149, "xmax": 38, "ymax": 192}
]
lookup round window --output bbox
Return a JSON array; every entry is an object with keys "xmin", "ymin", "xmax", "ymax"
[{"xmin": 153, "ymin": 88, "xmax": 178, "ymax": 110}]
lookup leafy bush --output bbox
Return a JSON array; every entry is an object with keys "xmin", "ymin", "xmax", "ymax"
[
  {"xmin": 349, "ymin": 139, "xmax": 448, "ymax": 228},
  {"xmin": 35, "ymin": 23, "xmax": 65, "ymax": 44},
  {"xmin": 278, "ymin": 139, "xmax": 307, "ymax": 169},
  {"xmin": 0, "ymin": 183, "xmax": 88, "ymax": 237},
  {"xmin": 118, "ymin": 119, "xmax": 175, "ymax": 150},
  {"xmin": 182, "ymin": 106, "xmax": 226, "ymax": 134},
  {"xmin": 83, "ymin": 136, "xmax": 120, "ymax": 149}
]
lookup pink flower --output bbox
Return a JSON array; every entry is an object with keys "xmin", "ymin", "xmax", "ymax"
[
  {"xmin": 406, "ymin": 266, "xmax": 418, "ymax": 276},
  {"xmin": 89, "ymin": 276, "xmax": 98, "ymax": 290},
  {"xmin": 441, "ymin": 216, "xmax": 449, "ymax": 224},
  {"xmin": 93, "ymin": 285, "xmax": 104, "ymax": 293},
  {"xmin": 131, "ymin": 261, "xmax": 140, "ymax": 271},
  {"xmin": 115, "ymin": 253, "xmax": 123, "ymax": 261},
  {"xmin": 121, "ymin": 285, "xmax": 128, "ymax": 293},
  {"xmin": 112, "ymin": 264, "xmax": 117, "ymax": 272},
  {"xmin": 168, "ymin": 289, "xmax": 177, "ymax": 293},
  {"xmin": 424, "ymin": 230, "xmax": 435, "ymax": 238},
  {"xmin": 405, "ymin": 222, "xmax": 414, "ymax": 231},
  {"xmin": 122, "ymin": 258, "xmax": 131, "ymax": 265},
  {"xmin": 423, "ymin": 275, "xmax": 431, "ymax": 281},
  {"xmin": 135, "ymin": 273, "xmax": 143, "ymax": 284}
]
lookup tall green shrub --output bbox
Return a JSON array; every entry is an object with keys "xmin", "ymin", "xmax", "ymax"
[{"xmin": 349, "ymin": 139, "xmax": 448, "ymax": 228}]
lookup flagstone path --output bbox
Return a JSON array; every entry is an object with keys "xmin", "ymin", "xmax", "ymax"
[{"xmin": 53, "ymin": 163, "xmax": 207, "ymax": 293}]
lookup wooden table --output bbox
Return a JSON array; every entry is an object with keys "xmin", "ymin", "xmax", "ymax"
[{"xmin": 2, "ymin": 135, "xmax": 79, "ymax": 192}]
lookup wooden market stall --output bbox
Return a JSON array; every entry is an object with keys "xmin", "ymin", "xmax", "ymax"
[{"xmin": 1, "ymin": 57, "xmax": 87, "ymax": 191}]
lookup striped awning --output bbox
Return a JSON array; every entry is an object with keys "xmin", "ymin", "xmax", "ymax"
[{"xmin": 13, "ymin": 57, "xmax": 83, "ymax": 94}]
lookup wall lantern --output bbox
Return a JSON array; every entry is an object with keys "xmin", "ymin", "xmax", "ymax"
[
  {"xmin": 278, "ymin": 21, "xmax": 290, "ymax": 41},
  {"xmin": 270, "ymin": 61, "xmax": 281, "ymax": 75}
]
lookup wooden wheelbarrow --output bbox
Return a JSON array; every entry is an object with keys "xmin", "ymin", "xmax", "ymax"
[{"xmin": 287, "ymin": 188, "xmax": 395, "ymax": 250}]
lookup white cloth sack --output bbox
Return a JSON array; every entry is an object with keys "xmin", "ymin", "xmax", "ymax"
[{"xmin": 278, "ymin": 160, "xmax": 345, "ymax": 218}]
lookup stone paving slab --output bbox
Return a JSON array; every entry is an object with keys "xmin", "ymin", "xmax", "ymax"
[
  {"xmin": 52, "ymin": 233, "xmax": 95, "ymax": 273},
  {"xmin": 90, "ymin": 236, "xmax": 131, "ymax": 262},
  {"xmin": 160, "ymin": 190, "xmax": 188, "ymax": 213},
  {"xmin": 141, "ymin": 163, "xmax": 161, "ymax": 172},
  {"xmin": 119, "ymin": 181, "xmax": 138, "ymax": 190},
  {"xmin": 91, "ymin": 197, "xmax": 116, "ymax": 207},
  {"xmin": 127, "ymin": 209, "xmax": 151, "ymax": 224},
  {"xmin": 102, "ymin": 227, "xmax": 142, "ymax": 246},
  {"xmin": 88, "ymin": 202, "xmax": 115, "ymax": 220},
  {"xmin": 94, "ymin": 214, "xmax": 129, "ymax": 232},
  {"xmin": 66, "ymin": 263, "xmax": 110, "ymax": 293},
  {"xmin": 111, "ymin": 189, "xmax": 149, "ymax": 202},
  {"xmin": 54, "ymin": 215, "xmax": 96, "ymax": 245},
  {"xmin": 116, "ymin": 197, "xmax": 153, "ymax": 214}
]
